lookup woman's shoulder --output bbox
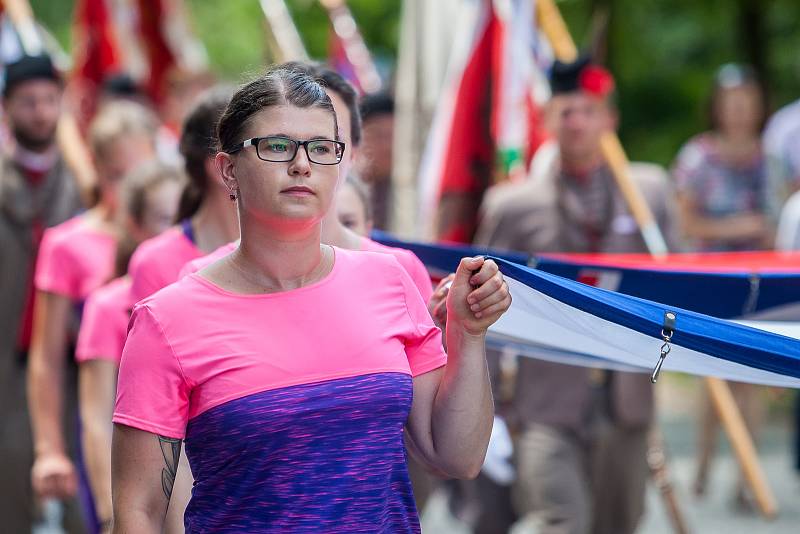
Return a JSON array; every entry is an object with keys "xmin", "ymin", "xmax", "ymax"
[
  {"xmin": 89, "ymin": 276, "xmax": 132, "ymax": 308},
  {"xmin": 335, "ymin": 245, "xmax": 405, "ymax": 272},
  {"xmin": 41, "ymin": 214, "xmax": 114, "ymax": 257},
  {"xmin": 131, "ymin": 226, "xmax": 191, "ymax": 265}
]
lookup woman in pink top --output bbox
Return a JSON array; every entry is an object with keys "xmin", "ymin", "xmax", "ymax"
[
  {"xmin": 27, "ymin": 102, "xmax": 159, "ymax": 513},
  {"xmin": 75, "ymin": 162, "xmax": 183, "ymax": 532},
  {"xmin": 112, "ymin": 67, "xmax": 511, "ymax": 533},
  {"xmin": 129, "ymin": 88, "xmax": 240, "ymax": 303},
  {"xmin": 181, "ymin": 65, "xmax": 436, "ymax": 302}
]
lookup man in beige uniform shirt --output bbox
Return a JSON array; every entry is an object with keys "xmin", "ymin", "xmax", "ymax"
[{"xmin": 473, "ymin": 57, "xmax": 678, "ymax": 534}]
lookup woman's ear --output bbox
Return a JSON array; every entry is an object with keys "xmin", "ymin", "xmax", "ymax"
[{"xmin": 215, "ymin": 152, "xmax": 238, "ymax": 195}]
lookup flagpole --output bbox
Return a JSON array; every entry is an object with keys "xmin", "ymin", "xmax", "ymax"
[
  {"xmin": 535, "ymin": 0, "xmax": 778, "ymax": 523},
  {"xmin": 3, "ymin": 0, "xmax": 97, "ymax": 206},
  {"xmin": 318, "ymin": 0, "xmax": 382, "ymax": 94},
  {"xmin": 258, "ymin": 0, "xmax": 309, "ymax": 62}
]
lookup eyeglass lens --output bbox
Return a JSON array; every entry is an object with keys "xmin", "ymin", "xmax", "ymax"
[{"xmin": 256, "ymin": 137, "xmax": 342, "ymax": 165}]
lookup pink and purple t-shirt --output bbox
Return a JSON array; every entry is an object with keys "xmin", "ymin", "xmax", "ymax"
[
  {"xmin": 129, "ymin": 221, "xmax": 203, "ymax": 303},
  {"xmin": 178, "ymin": 237, "xmax": 434, "ymax": 301},
  {"xmin": 75, "ymin": 276, "xmax": 132, "ymax": 363},
  {"xmin": 34, "ymin": 216, "xmax": 116, "ymax": 303},
  {"xmin": 114, "ymin": 248, "xmax": 446, "ymax": 532}
]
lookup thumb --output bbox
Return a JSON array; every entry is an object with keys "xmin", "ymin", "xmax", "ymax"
[{"xmin": 453, "ymin": 256, "xmax": 484, "ymax": 287}]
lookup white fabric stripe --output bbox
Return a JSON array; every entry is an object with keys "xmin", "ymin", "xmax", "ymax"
[{"xmin": 488, "ymin": 278, "xmax": 800, "ymax": 388}]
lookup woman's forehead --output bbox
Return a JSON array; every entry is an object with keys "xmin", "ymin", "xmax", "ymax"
[{"xmin": 245, "ymin": 105, "xmax": 336, "ymax": 139}]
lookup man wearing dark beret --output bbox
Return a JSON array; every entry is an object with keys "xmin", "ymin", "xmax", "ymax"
[
  {"xmin": 0, "ymin": 54, "xmax": 83, "ymax": 533},
  {"xmin": 473, "ymin": 56, "xmax": 679, "ymax": 534}
]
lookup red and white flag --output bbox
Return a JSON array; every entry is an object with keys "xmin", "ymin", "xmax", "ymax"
[{"xmin": 418, "ymin": 0, "xmax": 551, "ymax": 243}]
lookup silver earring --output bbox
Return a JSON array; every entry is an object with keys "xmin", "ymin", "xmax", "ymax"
[{"xmin": 229, "ymin": 191, "xmax": 237, "ymax": 201}]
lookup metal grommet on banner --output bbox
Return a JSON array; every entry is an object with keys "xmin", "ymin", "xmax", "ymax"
[{"xmin": 651, "ymin": 311, "xmax": 677, "ymax": 384}]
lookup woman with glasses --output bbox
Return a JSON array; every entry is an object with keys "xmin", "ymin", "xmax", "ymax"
[{"xmin": 111, "ymin": 66, "xmax": 510, "ymax": 533}]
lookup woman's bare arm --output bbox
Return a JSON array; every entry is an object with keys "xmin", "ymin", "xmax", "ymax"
[
  {"xmin": 406, "ymin": 257, "xmax": 510, "ymax": 479},
  {"xmin": 112, "ymin": 425, "xmax": 181, "ymax": 534},
  {"xmin": 28, "ymin": 290, "xmax": 77, "ymax": 498},
  {"xmin": 79, "ymin": 360, "xmax": 118, "ymax": 530},
  {"xmin": 678, "ymin": 193, "xmax": 772, "ymax": 244}
]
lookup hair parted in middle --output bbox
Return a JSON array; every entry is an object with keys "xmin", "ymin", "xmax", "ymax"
[{"xmin": 217, "ymin": 66, "xmax": 339, "ymax": 155}]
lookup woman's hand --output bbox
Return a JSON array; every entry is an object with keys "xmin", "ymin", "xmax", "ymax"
[
  {"xmin": 446, "ymin": 257, "xmax": 511, "ymax": 336},
  {"xmin": 31, "ymin": 451, "xmax": 77, "ymax": 499},
  {"xmin": 427, "ymin": 274, "xmax": 455, "ymax": 330}
]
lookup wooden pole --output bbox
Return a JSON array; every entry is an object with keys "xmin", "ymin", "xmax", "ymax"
[
  {"xmin": 318, "ymin": 0, "xmax": 382, "ymax": 94},
  {"xmin": 706, "ymin": 376, "xmax": 777, "ymax": 518},
  {"xmin": 3, "ymin": 0, "xmax": 97, "ymax": 206},
  {"xmin": 535, "ymin": 0, "xmax": 778, "ymax": 521},
  {"xmin": 258, "ymin": 0, "xmax": 309, "ymax": 62}
]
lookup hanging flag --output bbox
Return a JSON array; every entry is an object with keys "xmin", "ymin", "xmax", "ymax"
[
  {"xmin": 418, "ymin": 0, "xmax": 552, "ymax": 243},
  {"xmin": 418, "ymin": 0, "xmax": 495, "ymax": 243},
  {"xmin": 392, "ymin": 0, "xmax": 462, "ymax": 236},
  {"xmin": 136, "ymin": 0, "xmax": 208, "ymax": 106},
  {"xmin": 136, "ymin": 0, "xmax": 175, "ymax": 105},
  {"xmin": 71, "ymin": 0, "xmax": 122, "ymax": 123}
]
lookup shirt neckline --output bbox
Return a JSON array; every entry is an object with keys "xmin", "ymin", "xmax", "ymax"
[{"xmin": 190, "ymin": 245, "xmax": 341, "ymax": 299}]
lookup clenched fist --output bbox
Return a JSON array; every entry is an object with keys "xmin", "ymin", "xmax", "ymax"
[{"xmin": 446, "ymin": 256, "xmax": 511, "ymax": 336}]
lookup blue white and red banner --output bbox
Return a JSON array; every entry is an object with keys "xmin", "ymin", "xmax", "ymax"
[{"xmin": 373, "ymin": 232, "xmax": 800, "ymax": 387}]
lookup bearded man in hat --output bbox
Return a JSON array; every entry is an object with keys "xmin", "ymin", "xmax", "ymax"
[
  {"xmin": 0, "ymin": 54, "xmax": 83, "ymax": 532},
  {"xmin": 473, "ymin": 57, "xmax": 678, "ymax": 534}
]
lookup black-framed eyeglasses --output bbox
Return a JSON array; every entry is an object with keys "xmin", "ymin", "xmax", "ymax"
[{"xmin": 228, "ymin": 136, "xmax": 345, "ymax": 165}]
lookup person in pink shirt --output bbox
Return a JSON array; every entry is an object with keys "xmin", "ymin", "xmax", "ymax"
[
  {"xmin": 26, "ymin": 101, "xmax": 159, "ymax": 520},
  {"xmin": 112, "ymin": 66, "xmax": 511, "ymax": 533},
  {"xmin": 337, "ymin": 173, "xmax": 373, "ymax": 236},
  {"xmin": 128, "ymin": 88, "xmax": 239, "ymax": 303},
  {"xmin": 75, "ymin": 162, "xmax": 183, "ymax": 533}
]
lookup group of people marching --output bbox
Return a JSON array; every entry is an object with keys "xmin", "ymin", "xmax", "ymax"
[{"xmin": 0, "ymin": 47, "xmax": 798, "ymax": 534}]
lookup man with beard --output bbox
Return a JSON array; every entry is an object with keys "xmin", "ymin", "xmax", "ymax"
[{"xmin": 0, "ymin": 54, "xmax": 83, "ymax": 532}]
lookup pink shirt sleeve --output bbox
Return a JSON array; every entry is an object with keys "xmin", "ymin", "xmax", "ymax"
[
  {"xmin": 397, "ymin": 250, "xmax": 434, "ymax": 303},
  {"xmin": 34, "ymin": 229, "xmax": 80, "ymax": 299},
  {"xmin": 396, "ymin": 262, "xmax": 446, "ymax": 376},
  {"xmin": 128, "ymin": 248, "xmax": 163, "ymax": 303},
  {"xmin": 76, "ymin": 291, "xmax": 123, "ymax": 363},
  {"xmin": 113, "ymin": 304, "xmax": 191, "ymax": 439}
]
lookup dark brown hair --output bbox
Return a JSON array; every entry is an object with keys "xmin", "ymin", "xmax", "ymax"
[
  {"xmin": 281, "ymin": 61, "xmax": 361, "ymax": 146},
  {"xmin": 217, "ymin": 66, "xmax": 338, "ymax": 155},
  {"xmin": 175, "ymin": 86, "xmax": 233, "ymax": 221}
]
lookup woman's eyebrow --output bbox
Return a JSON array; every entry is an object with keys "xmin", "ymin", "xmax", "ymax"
[{"xmin": 258, "ymin": 133, "xmax": 332, "ymax": 141}]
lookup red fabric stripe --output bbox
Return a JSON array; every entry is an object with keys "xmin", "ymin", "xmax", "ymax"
[{"xmin": 540, "ymin": 251, "xmax": 800, "ymax": 273}]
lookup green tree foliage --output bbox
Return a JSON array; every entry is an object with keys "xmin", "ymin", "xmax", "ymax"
[{"xmin": 27, "ymin": 0, "xmax": 800, "ymax": 166}]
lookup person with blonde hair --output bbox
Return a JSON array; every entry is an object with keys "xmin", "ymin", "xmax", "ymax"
[{"xmin": 27, "ymin": 100, "xmax": 159, "ymax": 531}]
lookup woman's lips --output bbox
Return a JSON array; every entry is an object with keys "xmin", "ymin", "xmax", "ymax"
[{"xmin": 281, "ymin": 185, "xmax": 315, "ymax": 195}]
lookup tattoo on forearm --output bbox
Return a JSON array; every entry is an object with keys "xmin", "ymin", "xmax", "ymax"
[{"xmin": 157, "ymin": 435, "xmax": 181, "ymax": 499}]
